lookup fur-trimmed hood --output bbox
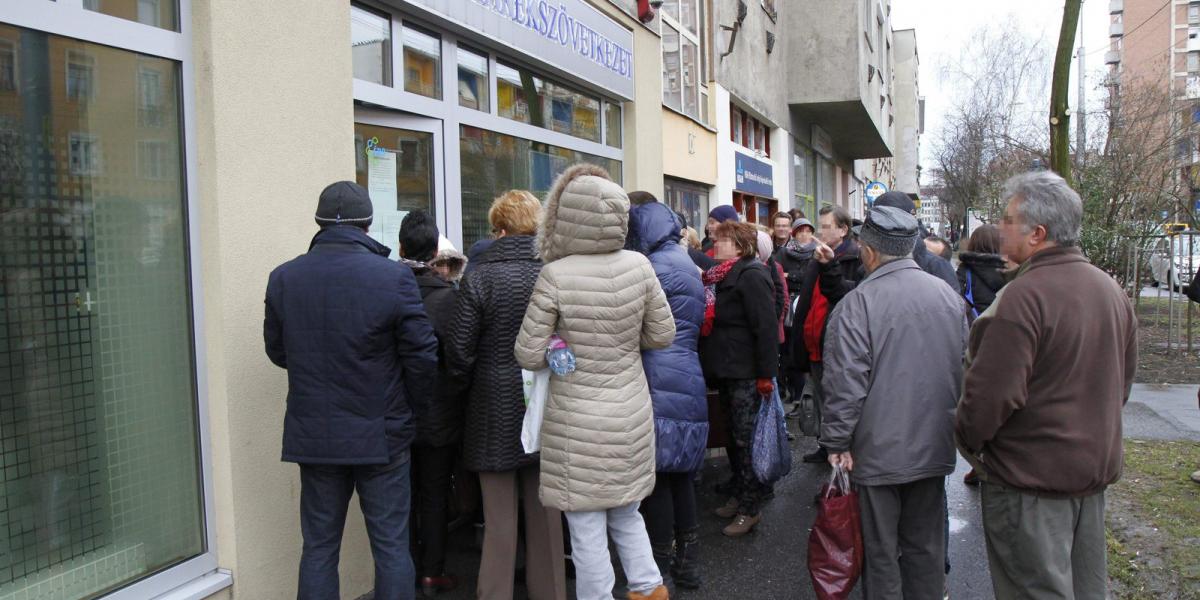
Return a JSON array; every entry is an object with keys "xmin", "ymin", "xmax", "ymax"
[{"xmin": 538, "ymin": 163, "xmax": 630, "ymax": 263}]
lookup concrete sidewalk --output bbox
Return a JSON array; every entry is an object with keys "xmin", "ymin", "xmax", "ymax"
[{"xmin": 1124, "ymin": 383, "xmax": 1200, "ymax": 441}]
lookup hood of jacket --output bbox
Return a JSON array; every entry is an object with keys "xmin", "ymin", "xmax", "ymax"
[
  {"xmin": 308, "ymin": 224, "xmax": 392, "ymax": 256},
  {"xmin": 538, "ymin": 163, "xmax": 630, "ymax": 263},
  {"xmin": 628, "ymin": 202, "xmax": 683, "ymax": 255}
]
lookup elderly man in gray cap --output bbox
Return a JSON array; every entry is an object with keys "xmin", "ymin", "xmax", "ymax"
[{"xmin": 820, "ymin": 206, "xmax": 968, "ymax": 599}]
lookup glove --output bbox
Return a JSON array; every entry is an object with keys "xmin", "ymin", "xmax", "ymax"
[{"xmin": 756, "ymin": 378, "xmax": 774, "ymax": 397}]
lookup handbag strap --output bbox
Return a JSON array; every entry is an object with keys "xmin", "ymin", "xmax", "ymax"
[{"xmin": 964, "ymin": 270, "xmax": 980, "ymax": 318}]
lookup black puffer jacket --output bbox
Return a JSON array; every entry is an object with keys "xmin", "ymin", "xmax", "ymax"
[
  {"xmin": 445, "ymin": 235, "xmax": 542, "ymax": 472},
  {"xmin": 411, "ymin": 265, "xmax": 466, "ymax": 447},
  {"xmin": 956, "ymin": 251, "xmax": 1007, "ymax": 317},
  {"xmin": 699, "ymin": 257, "xmax": 779, "ymax": 381}
]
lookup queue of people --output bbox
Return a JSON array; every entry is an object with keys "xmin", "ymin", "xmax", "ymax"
[{"xmin": 264, "ymin": 166, "xmax": 1137, "ymax": 600}]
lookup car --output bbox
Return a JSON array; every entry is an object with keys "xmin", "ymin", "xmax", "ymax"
[{"xmin": 1148, "ymin": 230, "xmax": 1199, "ymax": 291}]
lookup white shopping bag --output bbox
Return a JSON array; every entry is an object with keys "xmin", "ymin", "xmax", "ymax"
[{"xmin": 521, "ymin": 368, "xmax": 551, "ymax": 453}]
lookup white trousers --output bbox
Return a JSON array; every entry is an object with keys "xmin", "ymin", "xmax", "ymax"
[{"xmin": 565, "ymin": 501, "xmax": 662, "ymax": 600}]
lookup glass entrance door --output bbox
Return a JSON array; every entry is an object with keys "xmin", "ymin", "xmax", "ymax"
[{"xmin": 353, "ymin": 111, "xmax": 444, "ymax": 259}]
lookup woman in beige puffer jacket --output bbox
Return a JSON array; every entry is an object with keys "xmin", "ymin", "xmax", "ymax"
[{"xmin": 515, "ymin": 164, "xmax": 676, "ymax": 600}]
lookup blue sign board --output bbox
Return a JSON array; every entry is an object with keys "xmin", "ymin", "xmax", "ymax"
[{"xmin": 734, "ymin": 152, "xmax": 774, "ymax": 197}]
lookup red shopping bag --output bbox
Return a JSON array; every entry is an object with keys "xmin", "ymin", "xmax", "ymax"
[{"xmin": 807, "ymin": 466, "xmax": 863, "ymax": 600}]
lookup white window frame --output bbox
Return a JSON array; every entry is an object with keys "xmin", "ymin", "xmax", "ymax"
[
  {"xmin": 659, "ymin": 0, "xmax": 708, "ymax": 124},
  {"xmin": 0, "ymin": 2, "xmax": 228, "ymax": 599},
  {"xmin": 68, "ymin": 131, "xmax": 102, "ymax": 175},
  {"xmin": 350, "ymin": 3, "xmax": 624, "ymax": 247}
]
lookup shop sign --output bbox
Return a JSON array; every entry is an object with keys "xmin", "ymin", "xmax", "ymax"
[
  {"xmin": 735, "ymin": 152, "xmax": 774, "ymax": 197},
  {"xmin": 865, "ymin": 180, "xmax": 888, "ymax": 205},
  {"xmin": 408, "ymin": 0, "xmax": 636, "ymax": 99}
]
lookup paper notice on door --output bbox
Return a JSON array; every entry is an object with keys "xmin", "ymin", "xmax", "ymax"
[
  {"xmin": 382, "ymin": 213, "xmax": 406, "ymax": 258},
  {"xmin": 367, "ymin": 150, "xmax": 398, "ymax": 211}
]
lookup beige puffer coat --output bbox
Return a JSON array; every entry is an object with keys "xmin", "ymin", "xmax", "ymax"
[{"xmin": 514, "ymin": 164, "xmax": 676, "ymax": 512}]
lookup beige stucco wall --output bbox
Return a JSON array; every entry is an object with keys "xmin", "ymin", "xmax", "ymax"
[
  {"xmin": 662, "ymin": 110, "xmax": 717, "ymax": 186},
  {"xmin": 192, "ymin": 1, "xmax": 373, "ymax": 598},
  {"xmin": 623, "ymin": 19, "xmax": 666, "ymax": 198}
]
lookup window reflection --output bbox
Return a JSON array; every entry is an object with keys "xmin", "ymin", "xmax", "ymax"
[
  {"xmin": 351, "ymin": 3, "xmax": 392, "ymax": 86},
  {"xmin": 457, "ymin": 46, "xmax": 489, "ymax": 111},
  {"xmin": 460, "ymin": 125, "xmax": 620, "ymax": 247},
  {"xmin": 403, "ymin": 25, "xmax": 441, "ymax": 99},
  {"xmin": 605, "ymin": 102, "xmax": 622, "ymax": 149},
  {"xmin": 496, "ymin": 61, "xmax": 600, "ymax": 143},
  {"xmin": 0, "ymin": 25, "xmax": 203, "ymax": 600},
  {"xmin": 83, "ymin": 0, "xmax": 179, "ymax": 31}
]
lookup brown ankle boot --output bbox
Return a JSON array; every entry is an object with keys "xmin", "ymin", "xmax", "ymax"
[{"xmin": 628, "ymin": 584, "xmax": 669, "ymax": 600}]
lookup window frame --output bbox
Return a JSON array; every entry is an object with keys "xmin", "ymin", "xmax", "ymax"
[
  {"xmin": 68, "ymin": 131, "xmax": 102, "ymax": 176},
  {"xmin": 659, "ymin": 0, "xmax": 708, "ymax": 124},
  {"xmin": 0, "ymin": 1, "xmax": 230, "ymax": 599},
  {"xmin": 66, "ymin": 49, "xmax": 97, "ymax": 102}
]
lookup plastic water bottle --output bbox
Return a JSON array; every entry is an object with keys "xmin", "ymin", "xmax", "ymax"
[{"xmin": 546, "ymin": 334, "xmax": 576, "ymax": 376}]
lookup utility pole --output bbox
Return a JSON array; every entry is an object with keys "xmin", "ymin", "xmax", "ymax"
[
  {"xmin": 1050, "ymin": 0, "xmax": 1083, "ymax": 186},
  {"xmin": 1077, "ymin": 45, "xmax": 1087, "ymax": 168}
]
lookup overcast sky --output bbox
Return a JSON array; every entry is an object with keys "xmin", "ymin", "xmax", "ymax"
[{"xmin": 892, "ymin": 0, "xmax": 1111, "ymax": 175}]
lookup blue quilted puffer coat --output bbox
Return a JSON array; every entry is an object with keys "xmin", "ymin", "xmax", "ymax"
[{"xmin": 627, "ymin": 202, "xmax": 709, "ymax": 473}]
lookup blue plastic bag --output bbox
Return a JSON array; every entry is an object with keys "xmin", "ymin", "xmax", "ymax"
[{"xmin": 752, "ymin": 383, "xmax": 793, "ymax": 485}]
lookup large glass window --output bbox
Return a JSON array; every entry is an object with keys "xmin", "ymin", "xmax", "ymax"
[
  {"xmin": 0, "ymin": 27, "xmax": 203, "ymax": 600},
  {"xmin": 83, "ymin": 0, "xmax": 179, "ymax": 31},
  {"xmin": 817, "ymin": 157, "xmax": 836, "ymax": 206},
  {"xmin": 605, "ymin": 102, "xmax": 622, "ymax": 149},
  {"xmin": 353, "ymin": 122, "xmax": 435, "ymax": 216},
  {"xmin": 497, "ymin": 61, "xmax": 600, "ymax": 143},
  {"xmin": 350, "ymin": 3, "xmax": 392, "ymax": 86},
  {"xmin": 664, "ymin": 177, "xmax": 709, "ymax": 236},
  {"xmin": 403, "ymin": 24, "xmax": 441, "ymax": 99},
  {"xmin": 457, "ymin": 46, "xmax": 489, "ymax": 112},
  {"xmin": 661, "ymin": 0, "xmax": 706, "ymax": 122},
  {"xmin": 460, "ymin": 125, "xmax": 620, "ymax": 247},
  {"xmin": 794, "ymin": 145, "xmax": 816, "ymax": 218}
]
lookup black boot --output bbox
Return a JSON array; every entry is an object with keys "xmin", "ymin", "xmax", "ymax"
[
  {"xmin": 672, "ymin": 527, "xmax": 702, "ymax": 590},
  {"xmin": 652, "ymin": 543, "xmax": 675, "ymax": 595}
]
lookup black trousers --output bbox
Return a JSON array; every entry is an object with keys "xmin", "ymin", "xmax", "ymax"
[
  {"xmin": 410, "ymin": 444, "xmax": 457, "ymax": 577},
  {"xmin": 639, "ymin": 471, "xmax": 699, "ymax": 549}
]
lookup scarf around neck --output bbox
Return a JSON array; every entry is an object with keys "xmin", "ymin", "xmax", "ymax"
[{"xmin": 700, "ymin": 259, "xmax": 738, "ymax": 336}]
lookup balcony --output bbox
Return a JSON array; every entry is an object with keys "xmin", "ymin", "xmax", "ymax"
[
  {"xmin": 783, "ymin": 1, "xmax": 892, "ymax": 159},
  {"xmin": 1109, "ymin": 0, "xmax": 1122, "ymax": 14},
  {"xmin": 1110, "ymin": 21, "xmax": 1124, "ymax": 37},
  {"xmin": 1105, "ymin": 50, "xmax": 1121, "ymax": 65}
]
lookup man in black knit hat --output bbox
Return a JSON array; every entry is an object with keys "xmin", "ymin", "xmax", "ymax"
[{"xmin": 264, "ymin": 180, "xmax": 437, "ymax": 600}]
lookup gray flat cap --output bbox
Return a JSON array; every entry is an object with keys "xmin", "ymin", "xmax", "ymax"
[{"xmin": 859, "ymin": 206, "xmax": 918, "ymax": 256}]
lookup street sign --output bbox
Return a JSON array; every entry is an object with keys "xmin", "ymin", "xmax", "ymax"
[{"xmin": 865, "ymin": 181, "xmax": 888, "ymax": 205}]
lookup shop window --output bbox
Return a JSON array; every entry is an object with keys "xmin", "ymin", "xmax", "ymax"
[
  {"xmin": 0, "ymin": 27, "xmax": 202, "ymax": 599},
  {"xmin": 817, "ymin": 157, "xmax": 836, "ymax": 205},
  {"xmin": 403, "ymin": 24, "xmax": 441, "ymax": 99},
  {"xmin": 138, "ymin": 66, "xmax": 164, "ymax": 127},
  {"xmin": 0, "ymin": 40, "xmax": 15, "ymax": 92},
  {"xmin": 605, "ymin": 102, "xmax": 623, "ymax": 149},
  {"xmin": 664, "ymin": 177, "xmax": 709, "ymax": 236},
  {"xmin": 459, "ymin": 125, "xmax": 620, "ymax": 247},
  {"xmin": 66, "ymin": 50, "xmax": 95, "ymax": 102},
  {"xmin": 794, "ymin": 145, "xmax": 816, "ymax": 218},
  {"xmin": 732, "ymin": 192, "xmax": 777, "ymax": 225},
  {"xmin": 353, "ymin": 122, "xmax": 435, "ymax": 216},
  {"xmin": 84, "ymin": 0, "xmax": 178, "ymax": 30},
  {"xmin": 497, "ymin": 60, "xmax": 601, "ymax": 143},
  {"xmin": 351, "ymin": 3, "xmax": 392, "ymax": 86},
  {"xmin": 457, "ymin": 46, "xmax": 489, "ymax": 112}
]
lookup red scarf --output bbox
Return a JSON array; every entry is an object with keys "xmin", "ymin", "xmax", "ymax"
[{"xmin": 701, "ymin": 259, "xmax": 738, "ymax": 336}]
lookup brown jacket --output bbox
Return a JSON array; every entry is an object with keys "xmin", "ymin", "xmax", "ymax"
[{"xmin": 956, "ymin": 246, "xmax": 1137, "ymax": 497}]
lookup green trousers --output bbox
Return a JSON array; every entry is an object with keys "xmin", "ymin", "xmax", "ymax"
[{"xmin": 981, "ymin": 482, "xmax": 1106, "ymax": 599}]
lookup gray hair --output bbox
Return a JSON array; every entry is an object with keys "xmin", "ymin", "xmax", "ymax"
[{"xmin": 1002, "ymin": 170, "xmax": 1083, "ymax": 247}]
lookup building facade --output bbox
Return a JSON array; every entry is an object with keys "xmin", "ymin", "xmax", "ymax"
[{"xmin": 0, "ymin": 2, "xmax": 914, "ymax": 599}]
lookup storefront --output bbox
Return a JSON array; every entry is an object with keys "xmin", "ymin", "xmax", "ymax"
[
  {"xmin": 714, "ymin": 87, "xmax": 789, "ymax": 225},
  {"xmin": 349, "ymin": 0, "xmax": 632, "ymax": 251}
]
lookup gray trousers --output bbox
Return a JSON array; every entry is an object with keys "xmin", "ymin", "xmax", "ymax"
[
  {"xmin": 981, "ymin": 483, "xmax": 1106, "ymax": 599},
  {"xmin": 857, "ymin": 476, "xmax": 947, "ymax": 600}
]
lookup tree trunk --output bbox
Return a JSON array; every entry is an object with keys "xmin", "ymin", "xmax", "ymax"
[{"xmin": 1050, "ymin": 0, "xmax": 1082, "ymax": 186}]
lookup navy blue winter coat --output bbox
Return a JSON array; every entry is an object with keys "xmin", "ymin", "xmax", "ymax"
[
  {"xmin": 627, "ymin": 203, "xmax": 709, "ymax": 473},
  {"xmin": 264, "ymin": 225, "xmax": 438, "ymax": 465}
]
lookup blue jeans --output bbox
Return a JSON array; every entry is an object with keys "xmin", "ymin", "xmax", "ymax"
[{"xmin": 298, "ymin": 453, "xmax": 414, "ymax": 600}]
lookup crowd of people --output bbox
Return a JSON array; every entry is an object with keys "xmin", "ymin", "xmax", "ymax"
[{"xmin": 264, "ymin": 166, "xmax": 1138, "ymax": 600}]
